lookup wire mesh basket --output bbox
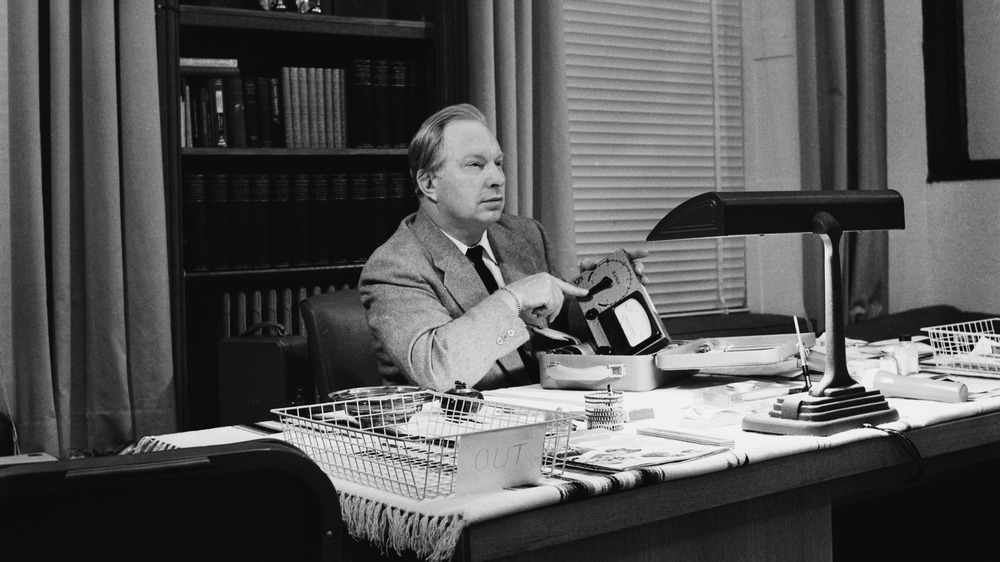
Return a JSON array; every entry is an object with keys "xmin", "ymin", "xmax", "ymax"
[
  {"xmin": 272, "ymin": 388, "xmax": 576, "ymax": 500},
  {"xmin": 923, "ymin": 318, "xmax": 1000, "ymax": 377}
]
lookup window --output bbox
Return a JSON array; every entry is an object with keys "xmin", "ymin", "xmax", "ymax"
[{"xmin": 564, "ymin": 0, "xmax": 747, "ymax": 316}]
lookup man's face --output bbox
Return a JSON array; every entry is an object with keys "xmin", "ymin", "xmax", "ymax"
[{"xmin": 421, "ymin": 120, "xmax": 505, "ymax": 244}]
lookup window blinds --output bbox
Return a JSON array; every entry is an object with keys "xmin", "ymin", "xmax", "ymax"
[{"xmin": 564, "ymin": 0, "xmax": 747, "ymax": 316}]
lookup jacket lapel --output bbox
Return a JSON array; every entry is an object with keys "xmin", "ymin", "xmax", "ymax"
[
  {"xmin": 410, "ymin": 209, "xmax": 490, "ymax": 314},
  {"xmin": 490, "ymin": 222, "xmax": 536, "ymax": 288}
]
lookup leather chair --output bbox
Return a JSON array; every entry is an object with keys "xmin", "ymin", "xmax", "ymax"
[{"xmin": 300, "ymin": 288, "xmax": 382, "ymax": 400}]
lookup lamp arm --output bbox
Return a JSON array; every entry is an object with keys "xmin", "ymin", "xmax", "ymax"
[{"xmin": 810, "ymin": 211, "xmax": 854, "ymax": 395}]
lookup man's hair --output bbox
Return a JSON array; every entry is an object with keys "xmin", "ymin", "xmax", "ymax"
[{"xmin": 408, "ymin": 103, "xmax": 489, "ymax": 194}]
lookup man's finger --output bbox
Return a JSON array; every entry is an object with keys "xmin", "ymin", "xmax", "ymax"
[
  {"xmin": 556, "ymin": 278, "xmax": 589, "ymax": 296},
  {"xmin": 626, "ymin": 248, "xmax": 649, "ymax": 260}
]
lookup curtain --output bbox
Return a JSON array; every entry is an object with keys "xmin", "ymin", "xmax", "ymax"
[
  {"xmin": 466, "ymin": 0, "xmax": 577, "ymax": 279},
  {"xmin": 0, "ymin": 0, "xmax": 175, "ymax": 458},
  {"xmin": 797, "ymin": 0, "xmax": 888, "ymax": 332}
]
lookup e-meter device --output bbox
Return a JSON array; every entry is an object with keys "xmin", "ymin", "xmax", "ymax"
[{"xmin": 572, "ymin": 249, "xmax": 670, "ymax": 356}]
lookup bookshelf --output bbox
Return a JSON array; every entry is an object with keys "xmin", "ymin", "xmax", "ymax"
[{"xmin": 156, "ymin": 0, "xmax": 467, "ymax": 430}]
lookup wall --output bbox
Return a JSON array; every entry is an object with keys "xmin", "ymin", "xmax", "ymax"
[
  {"xmin": 743, "ymin": 2, "xmax": 1000, "ymax": 319},
  {"xmin": 885, "ymin": 3, "xmax": 1000, "ymax": 314}
]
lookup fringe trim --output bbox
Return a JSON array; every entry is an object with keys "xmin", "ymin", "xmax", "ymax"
[{"xmin": 340, "ymin": 492, "xmax": 466, "ymax": 562}]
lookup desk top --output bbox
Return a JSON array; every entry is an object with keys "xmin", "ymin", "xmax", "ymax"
[{"xmin": 136, "ymin": 371, "xmax": 1000, "ymax": 562}]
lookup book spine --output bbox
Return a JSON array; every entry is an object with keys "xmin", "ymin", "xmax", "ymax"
[
  {"xmin": 290, "ymin": 173, "xmax": 311, "ymax": 266},
  {"xmin": 179, "ymin": 92, "xmax": 188, "ymax": 149},
  {"xmin": 281, "ymin": 67, "xmax": 295, "ymax": 148},
  {"xmin": 306, "ymin": 67, "xmax": 321, "ymax": 148},
  {"xmin": 388, "ymin": 171, "xmax": 411, "ymax": 233},
  {"xmin": 255, "ymin": 76, "xmax": 273, "ymax": 148},
  {"xmin": 242, "ymin": 77, "xmax": 260, "ymax": 148},
  {"xmin": 207, "ymin": 174, "xmax": 231, "ymax": 270},
  {"xmin": 270, "ymin": 76, "xmax": 286, "ymax": 148},
  {"xmin": 333, "ymin": 68, "xmax": 345, "ymax": 148},
  {"xmin": 209, "ymin": 77, "xmax": 227, "ymax": 147},
  {"xmin": 329, "ymin": 172, "xmax": 349, "ymax": 263},
  {"xmin": 183, "ymin": 79, "xmax": 195, "ymax": 148},
  {"xmin": 322, "ymin": 67, "xmax": 334, "ymax": 149},
  {"xmin": 179, "ymin": 66, "xmax": 240, "ymax": 77},
  {"xmin": 196, "ymin": 82, "xmax": 212, "ymax": 148},
  {"xmin": 270, "ymin": 174, "xmax": 292, "ymax": 267},
  {"xmin": 407, "ymin": 61, "xmax": 425, "ymax": 138},
  {"xmin": 179, "ymin": 57, "xmax": 239, "ymax": 68},
  {"xmin": 294, "ymin": 67, "xmax": 309, "ymax": 149},
  {"xmin": 389, "ymin": 59, "xmax": 409, "ymax": 147},
  {"xmin": 229, "ymin": 174, "xmax": 252, "ymax": 269},
  {"xmin": 309, "ymin": 173, "xmax": 330, "ymax": 265},
  {"xmin": 183, "ymin": 173, "xmax": 209, "ymax": 272},
  {"xmin": 250, "ymin": 174, "xmax": 273, "ymax": 268},
  {"xmin": 371, "ymin": 59, "xmax": 391, "ymax": 148},
  {"xmin": 370, "ymin": 172, "xmax": 391, "ymax": 250},
  {"xmin": 348, "ymin": 59, "xmax": 374, "ymax": 148},
  {"xmin": 348, "ymin": 172, "xmax": 371, "ymax": 260},
  {"xmin": 223, "ymin": 76, "xmax": 247, "ymax": 148}
]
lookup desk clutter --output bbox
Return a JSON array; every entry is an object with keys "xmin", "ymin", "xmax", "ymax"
[
  {"xmin": 258, "ymin": 316, "xmax": 1000, "ymax": 502},
  {"xmin": 127, "ymin": 310, "xmax": 1000, "ymax": 561},
  {"xmin": 270, "ymin": 386, "xmax": 576, "ymax": 499}
]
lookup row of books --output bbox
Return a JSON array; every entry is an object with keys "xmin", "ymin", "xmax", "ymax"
[
  {"xmin": 183, "ymin": 172, "xmax": 417, "ymax": 272},
  {"xmin": 179, "ymin": 58, "xmax": 424, "ymax": 150},
  {"xmin": 190, "ymin": 0, "xmax": 428, "ymax": 21}
]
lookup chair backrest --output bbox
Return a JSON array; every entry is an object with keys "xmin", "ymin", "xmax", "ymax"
[
  {"xmin": 300, "ymin": 288, "xmax": 383, "ymax": 400},
  {"xmin": 0, "ymin": 440, "xmax": 341, "ymax": 561}
]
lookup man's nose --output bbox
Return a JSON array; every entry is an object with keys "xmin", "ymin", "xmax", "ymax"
[{"xmin": 487, "ymin": 162, "xmax": 505, "ymax": 187}]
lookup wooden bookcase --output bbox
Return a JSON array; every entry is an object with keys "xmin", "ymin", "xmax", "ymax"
[{"xmin": 155, "ymin": 0, "xmax": 467, "ymax": 430}]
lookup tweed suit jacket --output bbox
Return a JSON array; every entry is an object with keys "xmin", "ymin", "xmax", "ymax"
[{"xmin": 360, "ymin": 208, "xmax": 574, "ymax": 391}]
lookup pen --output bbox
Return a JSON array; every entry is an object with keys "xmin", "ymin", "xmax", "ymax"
[{"xmin": 794, "ymin": 316, "xmax": 811, "ymax": 391}]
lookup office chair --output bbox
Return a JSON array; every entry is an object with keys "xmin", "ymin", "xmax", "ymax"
[
  {"xmin": 0, "ymin": 440, "xmax": 341, "ymax": 561},
  {"xmin": 300, "ymin": 288, "xmax": 383, "ymax": 400}
]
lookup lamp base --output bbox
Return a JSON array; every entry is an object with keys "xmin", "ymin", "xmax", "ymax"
[{"xmin": 741, "ymin": 384, "xmax": 899, "ymax": 436}]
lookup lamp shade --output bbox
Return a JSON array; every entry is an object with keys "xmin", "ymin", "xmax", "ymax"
[{"xmin": 646, "ymin": 190, "xmax": 905, "ymax": 241}]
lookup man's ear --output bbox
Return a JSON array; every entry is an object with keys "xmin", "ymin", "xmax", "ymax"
[{"xmin": 416, "ymin": 170, "xmax": 437, "ymax": 202}]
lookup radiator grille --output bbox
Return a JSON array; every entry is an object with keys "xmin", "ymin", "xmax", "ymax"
[{"xmin": 219, "ymin": 283, "xmax": 352, "ymax": 338}]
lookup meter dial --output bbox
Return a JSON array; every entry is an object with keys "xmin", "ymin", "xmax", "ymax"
[{"xmin": 576, "ymin": 255, "xmax": 638, "ymax": 309}]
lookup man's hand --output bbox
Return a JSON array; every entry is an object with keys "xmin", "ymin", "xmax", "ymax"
[
  {"xmin": 579, "ymin": 248, "xmax": 651, "ymax": 285},
  {"xmin": 503, "ymin": 273, "xmax": 589, "ymax": 324}
]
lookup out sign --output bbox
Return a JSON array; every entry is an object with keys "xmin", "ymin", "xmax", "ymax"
[{"xmin": 454, "ymin": 425, "xmax": 546, "ymax": 495}]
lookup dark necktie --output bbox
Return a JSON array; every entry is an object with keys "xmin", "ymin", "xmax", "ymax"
[{"xmin": 466, "ymin": 245, "xmax": 499, "ymax": 294}]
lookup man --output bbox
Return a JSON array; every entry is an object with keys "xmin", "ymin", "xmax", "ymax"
[{"xmin": 360, "ymin": 103, "xmax": 590, "ymax": 391}]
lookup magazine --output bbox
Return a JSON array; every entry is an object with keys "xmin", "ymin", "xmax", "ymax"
[{"xmin": 562, "ymin": 429, "xmax": 731, "ymax": 474}]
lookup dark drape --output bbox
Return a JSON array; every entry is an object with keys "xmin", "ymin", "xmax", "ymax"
[
  {"xmin": 798, "ymin": 0, "xmax": 889, "ymax": 332},
  {"xmin": 1, "ymin": 0, "xmax": 176, "ymax": 457}
]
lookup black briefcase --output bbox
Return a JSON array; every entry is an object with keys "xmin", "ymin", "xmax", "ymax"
[
  {"xmin": 218, "ymin": 321, "xmax": 312, "ymax": 425},
  {"xmin": 0, "ymin": 440, "xmax": 341, "ymax": 561}
]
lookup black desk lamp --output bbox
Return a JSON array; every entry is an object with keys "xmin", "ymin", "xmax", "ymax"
[{"xmin": 647, "ymin": 190, "xmax": 904, "ymax": 436}]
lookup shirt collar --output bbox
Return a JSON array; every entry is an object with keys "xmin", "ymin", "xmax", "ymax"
[{"xmin": 441, "ymin": 229, "xmax": 499, "ymax": 266}]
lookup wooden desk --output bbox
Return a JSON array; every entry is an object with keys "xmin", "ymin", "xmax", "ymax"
[
  {"xmin": 138, "ymin": 388, "xmax": 1000, "ymax": 562},
  {"xmin": 446, "ymin": 409, "xmax": 1000, "ymax": 561}
]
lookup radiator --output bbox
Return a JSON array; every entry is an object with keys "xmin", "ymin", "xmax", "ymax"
[{"xmin": 219, "ymin": 283, "xmax": 352, "ymax": 338}]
